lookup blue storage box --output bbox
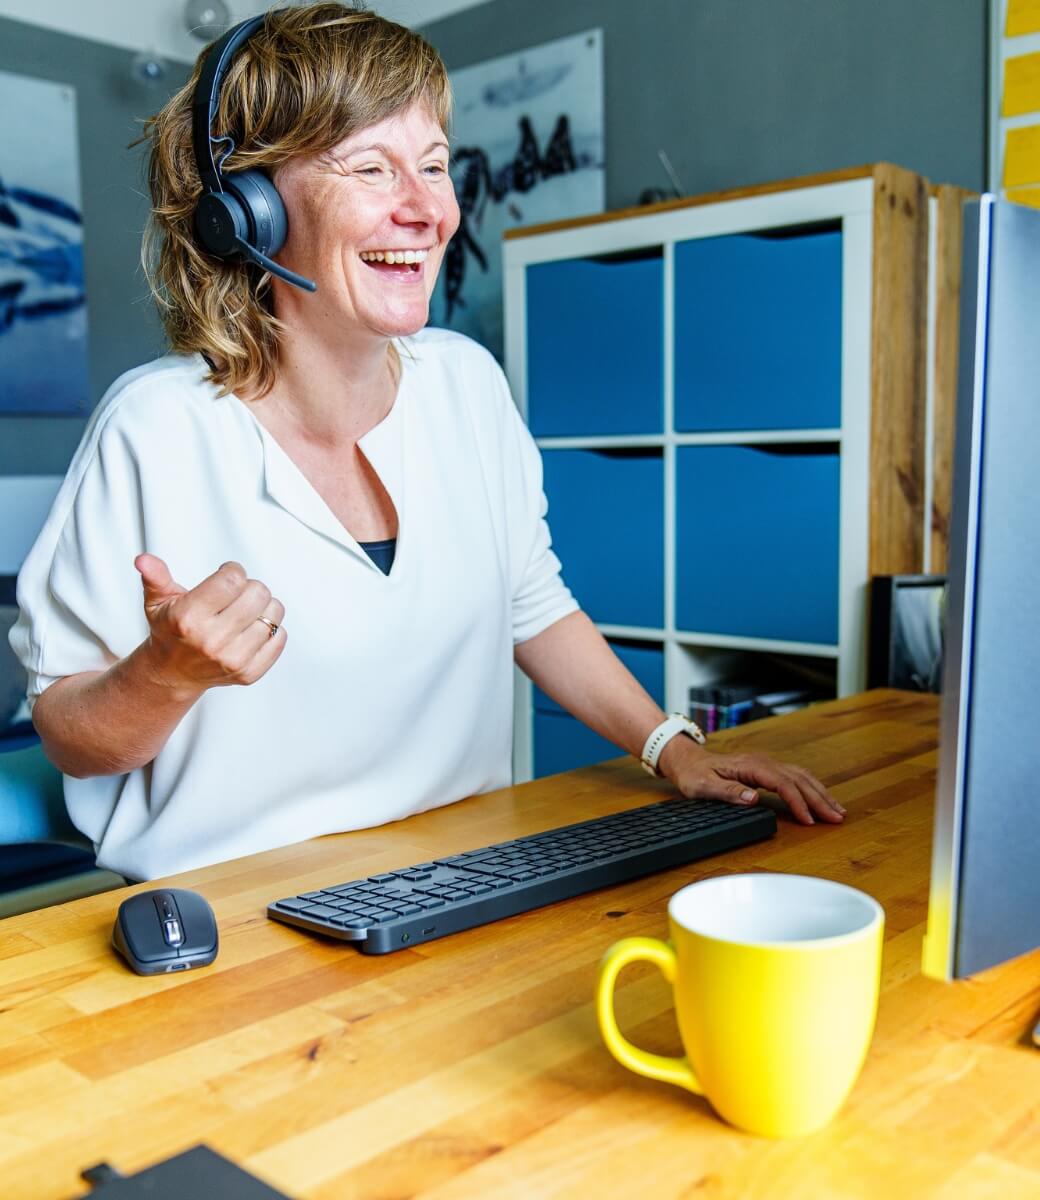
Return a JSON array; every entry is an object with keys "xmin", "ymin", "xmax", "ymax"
[
  {"xmin": 526, "ymin": 254, "xmax": 664, "ymax": 436},
  {"xmin": 543, "ymin": 449, "xmax": 664, "ymax": 628},
  {"xmin": 674, "ymin": 230, "xmax": 842, "ymax": 432},
  {"xmin": 675, "ymin": 445, "xmax": 840, "ymax": 644},
  {"xmin": 533, "ymin": 640, "xmax": 664, "ymax": 714},
  {"xmin": 533, "ymin": 711, "xmax": 624, "ymax": 778}
]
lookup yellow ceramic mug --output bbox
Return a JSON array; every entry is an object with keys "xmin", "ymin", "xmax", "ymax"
[{"xmin": 596, "ymin": 873, "xmax": 884, "ymax": 1137}]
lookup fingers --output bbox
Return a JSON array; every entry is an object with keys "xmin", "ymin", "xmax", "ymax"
[
  {"xmin": 216, "ymin": 600, "xmax": 287, "ymax": 683},
  {"xmin": 187, "ymin": 561, "xmax": 252, "ymax": 614},
  {"xmin": 182, "ymin": 585, "xmax": 285, "ymax": 681},
  {"xmin": 693, "ymin": 775, "xmax": 760, "ymax": 808},
  {"xmin": 209, "ymin": 577, "xmax": 275, "ymax": 642},
  {"xmin": 789, "ymin": 766, "xmax": 846, "ymax": 823},
  {"xmin": 713, "ymin": 756, "xmax": 844, "ymax": 826},
  {"xmin": 135, "ymin": 553, "xmax": 186, "ymax": 607},
  {"xmin": 219, "ymin": 596, "xmax": 287, "ymax": 667}
]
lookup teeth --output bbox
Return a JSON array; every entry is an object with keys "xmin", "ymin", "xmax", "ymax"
[{"xmin": 361, "ymin": 249, "xmax": 429, "ymax": 263}]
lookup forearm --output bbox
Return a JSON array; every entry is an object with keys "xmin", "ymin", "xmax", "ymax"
[
  {"xmin": 514, "ymin": 615, "xmax": 844, "ymax": 824},
  {"xmin": 514, "ymin": 610, "xmax": 670, "ymax": 760},
  {"xmin": 32, "ymin": 640, "xmax": 204, "ymax": 778}
]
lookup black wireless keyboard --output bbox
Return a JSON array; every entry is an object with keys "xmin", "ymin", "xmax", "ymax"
[{"xmin": 267, "ymin": 797, "xmax": 777, "ymax": 954}]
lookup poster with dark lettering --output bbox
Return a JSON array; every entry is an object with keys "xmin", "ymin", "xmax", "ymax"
[
  {"xmin": 430, "ymin": 30, "xmax": 604, "ymax": 361},
  {"xmin": 0, "ymin": 71, "xmax": 88, "ymax": 414}
]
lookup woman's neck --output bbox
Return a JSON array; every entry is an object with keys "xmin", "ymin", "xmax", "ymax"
[{"xmin": 250, "ymin": 325, "xmax": 399, "ymax": 451}]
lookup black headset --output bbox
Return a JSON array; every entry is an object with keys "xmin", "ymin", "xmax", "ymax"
[{"xmin": 191, "ymin": 14, "xmax": 317, "ymax": 293}]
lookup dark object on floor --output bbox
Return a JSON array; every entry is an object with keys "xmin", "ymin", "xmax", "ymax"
[{"xmin": 74, "ymin": 1144, "xmax": 293, "ymax": 1198}]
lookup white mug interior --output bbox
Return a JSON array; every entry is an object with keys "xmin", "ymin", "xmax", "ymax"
[{"xmin": 669, "ymin": 873, "xmax": 883, "ymax": 948}]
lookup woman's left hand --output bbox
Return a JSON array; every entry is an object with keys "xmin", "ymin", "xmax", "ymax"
[{"xmin": 657, "ymin": 736, "xmax": 846, "ymax": 825}]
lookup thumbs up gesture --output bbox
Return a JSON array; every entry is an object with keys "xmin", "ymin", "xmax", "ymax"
[{"xmin": 134, "ymin": 554, "xmax": 286, "ymax": 695}]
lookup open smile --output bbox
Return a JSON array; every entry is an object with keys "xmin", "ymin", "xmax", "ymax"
[{"xmin": 359, "ymin": 249, "xmax": 431, "ymax": 277}]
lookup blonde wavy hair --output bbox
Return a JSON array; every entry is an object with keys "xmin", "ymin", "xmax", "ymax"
[{"xmin": 140, "ymin": 3, "xmax": 452, "ymax": 398}]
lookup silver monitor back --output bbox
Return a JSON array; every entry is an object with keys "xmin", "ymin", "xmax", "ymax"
[{"xmin": 922, "ymin": 195, "xmax": 1040, "ymax": 980}]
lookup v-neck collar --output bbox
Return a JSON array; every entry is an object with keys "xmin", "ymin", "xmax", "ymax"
[{"xmin": 235, "ymin": 362, "xmax": 408, "ymax": 572}]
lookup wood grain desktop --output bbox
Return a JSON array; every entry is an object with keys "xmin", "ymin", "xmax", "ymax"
[{"xmin": 1, "ymin": 691, "xmax": 1037, "ymax": 1199}]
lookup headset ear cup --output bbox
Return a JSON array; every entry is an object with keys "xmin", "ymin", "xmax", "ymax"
[
  {"xmin": 223, "ymin": 169, "xmax": 288, "ymax": 257},
  {"xmin": 195, "ymin": 190, "xmax": 250, "ymax": 259}
]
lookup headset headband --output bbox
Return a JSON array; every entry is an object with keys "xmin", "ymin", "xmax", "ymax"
[{"xmin": 191, "ymin": 14, "xmax": 268, "ymax": 194}]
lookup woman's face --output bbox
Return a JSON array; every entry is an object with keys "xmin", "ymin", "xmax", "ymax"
[{"xmin": 274, "ymin": 102, "xmax": 460, "ymax": 340}]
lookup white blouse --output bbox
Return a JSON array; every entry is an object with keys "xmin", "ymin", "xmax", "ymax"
[{"xmin": 10, "ymin": 329, "xmax": 578, "ymax": 879}]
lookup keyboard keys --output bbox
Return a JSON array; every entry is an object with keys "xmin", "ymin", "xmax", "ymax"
[{"xmin": 268, "ymin": 798, "xmax": 777, "ymax": 954}]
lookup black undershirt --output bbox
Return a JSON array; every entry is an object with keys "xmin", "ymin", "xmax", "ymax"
[{"xmin": 359, "ymin": 537, "xmax": 396, "ymax": 575}]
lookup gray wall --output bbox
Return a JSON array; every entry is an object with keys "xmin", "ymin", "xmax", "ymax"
[
  {"xmin": 1, "ymin": 1, "xmax": 988, "ymax": 474},
  {"xmin": 422, "ymin": 0, "xmax": 987, "ymax": 210},
  {"xmin": 0, "ymin": 17, "xmax": 191, "ymax": 475}
]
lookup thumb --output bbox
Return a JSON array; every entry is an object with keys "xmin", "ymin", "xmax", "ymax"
[
  {"xmin": 135, "ymin": 553, "xmax": 186, "ymax": 606},
  {"xmin": 706, "ymin": 778, "xmax": 759, "ymax": 807}
]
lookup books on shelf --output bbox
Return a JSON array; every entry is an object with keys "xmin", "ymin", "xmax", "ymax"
[{"xmin": 689, "ymin": 684, "xmax": 813, "ymax": 732}]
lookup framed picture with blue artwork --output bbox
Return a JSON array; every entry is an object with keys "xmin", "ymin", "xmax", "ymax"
[
  {"xmin": 0, "ymin": 69, "xmax": 89, "ymax": 414},
  {"xmin": 430, "ymin": 29, "xmax": 604, "ymax": 362}
]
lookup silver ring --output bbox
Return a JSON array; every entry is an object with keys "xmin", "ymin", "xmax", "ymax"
[{"xmin": 256, "ymin": 616, "xmax": 280, "ymax": 638}]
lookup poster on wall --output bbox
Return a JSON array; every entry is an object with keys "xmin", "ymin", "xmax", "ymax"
[
  {"xmin": 0, "ymin": 70, "xmax": 89, "ymax": 414},
  {"xmin": 430, "ymin": 29, "xmax": 604, "ymax": 361}
]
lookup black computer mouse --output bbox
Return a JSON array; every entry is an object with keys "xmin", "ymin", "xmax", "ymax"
[{"xmin": 112, "ymin": 887, "xmax": 219, "ymax": 975}]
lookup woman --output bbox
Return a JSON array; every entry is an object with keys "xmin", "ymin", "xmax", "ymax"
[{"xmin": 10, "ymin": 4, "xmax": 843, "ymax": 882}]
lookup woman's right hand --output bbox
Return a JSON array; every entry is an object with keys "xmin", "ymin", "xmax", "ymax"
[{"xmin": 134, "ymin": 553, "xmax": 286, "ymax": 697}]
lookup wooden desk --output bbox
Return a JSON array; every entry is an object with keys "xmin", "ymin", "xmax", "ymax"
[{"xmin": 1, "ymin": 691, "xmax": 1038, "ymax": 1199}]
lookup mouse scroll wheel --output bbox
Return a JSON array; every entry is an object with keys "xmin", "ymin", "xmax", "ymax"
[{"xmin": 164, "ymin": 919, "xmax": 184, "ymax": 946}]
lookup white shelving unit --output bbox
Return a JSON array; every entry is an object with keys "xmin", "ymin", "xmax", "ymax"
[{"xmin": 504, "ymin": 166, "xmax": 930, "ymax": 782}]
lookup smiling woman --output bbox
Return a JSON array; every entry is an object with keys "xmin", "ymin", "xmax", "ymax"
[
  {"xmin": 140, "ymin": 3, "xmax": 454, "ymax": 399},
  {"xmin": 9, "ymin": 3, "xmax": 845, "ymax": 884}
]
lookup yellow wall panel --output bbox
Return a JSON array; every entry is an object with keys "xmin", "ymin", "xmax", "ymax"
[
  {"xmin": 1006, "ymin": 0, "xmax": 1040, "ymax": 37},
  {"xmin": 1004, "ymin": 124, "xmax": 1040, "ymax": 186},
  {"xmin": 1004, "ymin": 51, "xmax": 1040, "ymax": 116}
]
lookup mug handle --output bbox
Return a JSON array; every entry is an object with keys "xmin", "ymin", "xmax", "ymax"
[{"xmin": 595, "ymin": 936, "xmax": 703, "ymax": 1094}]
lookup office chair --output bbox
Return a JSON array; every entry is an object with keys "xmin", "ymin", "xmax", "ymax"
[
  {"xmin": 0, "ymin": 740, "xmax": 90, "ymax": 849},
  {"xmin": 1, "ymin": 575, "xmax": 123, "ymax": 911},
  {"xmin": 0, "ymin": 741, "xmax": 123, "ymax": 916}
]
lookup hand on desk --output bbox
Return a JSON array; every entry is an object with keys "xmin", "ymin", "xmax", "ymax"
[{"xmin": 657, "ymin": 737, "xmax": 846, "ymax": 825}]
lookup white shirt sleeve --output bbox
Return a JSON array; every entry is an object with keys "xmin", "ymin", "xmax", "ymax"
[
  {"xmin": 10, "ymin": 402, "xmax": 149, "ymax": 706},
  {"xmin": 491, "ymin": 363, "xmax": 580, "ymax": 645}
]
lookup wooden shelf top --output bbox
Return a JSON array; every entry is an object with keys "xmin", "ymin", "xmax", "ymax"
[{"xmin": 504, "ymin": 161, "xmax": 909, "ymax": 241}]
